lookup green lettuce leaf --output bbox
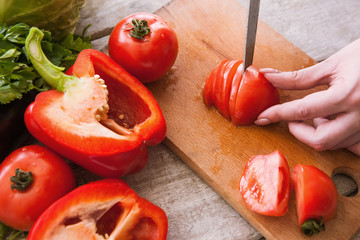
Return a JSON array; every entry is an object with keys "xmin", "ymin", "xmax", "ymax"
[{"xmin": 0, "ymin": 0, "xmax": 87, "ymax": 41}]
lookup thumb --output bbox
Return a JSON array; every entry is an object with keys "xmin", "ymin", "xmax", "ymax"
[{"xmin": 260, "ymin": 60, "xmax": 333, "ymax": 90}]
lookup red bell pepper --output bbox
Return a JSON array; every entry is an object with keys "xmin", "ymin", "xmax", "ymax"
[
  {"xmin": 27, "ymin": 178, "xmax": 168, "ymax": 239},
  {"xmin": 24, "ymin": 27, "xmax": 166, "ymax": 177}
]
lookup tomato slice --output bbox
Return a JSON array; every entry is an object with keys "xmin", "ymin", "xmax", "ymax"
[
  {"xmin": 213, "ymin": 60, "xmax": 229, "ymax": 116},
  {"xmin": 229, "ymin": 61, "xmax": 243, "ymax": 121},
  {"xmin": 239, "ymin": 150, "xmax": 291, "ymax": 216},
  {"xmin": 292, "ymin": 164, "xmax": 338, "ymax": 235},
  {"xmin": 219, "ymin": 60, "xmax": 241, "ymax": 120},
  {"xmin": 203, "ymin": 60, "xmax": 226, "ymax": 107}
]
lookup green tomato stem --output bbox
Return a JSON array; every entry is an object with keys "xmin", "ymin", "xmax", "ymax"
[
  {"xmin": 25, "ymin": 27, "xmax": 76, "ymax": 92},
  {"xmin": 125, "ymin": 19, "xmax": 151, "ymax": 41},
  {"xmin": 10, "ymin": 169, "xmax": 33, "ymax": 191},
  {"xmin": 301, "ymin": 218, "xmax": 325, "ymax": 236}
]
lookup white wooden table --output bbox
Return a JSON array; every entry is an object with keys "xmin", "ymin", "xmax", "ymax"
[{"xmin": 75, "ymin": 0, "xmax": 360, "ymax": 239}]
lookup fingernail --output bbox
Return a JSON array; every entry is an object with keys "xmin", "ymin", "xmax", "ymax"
[
  {"xmin": 254, "ymin": 118, "xmax": 272, "ymax": 125},
  {"xmin": 259, "ymin": 68, "xmax": 281, "ymax": 74}
]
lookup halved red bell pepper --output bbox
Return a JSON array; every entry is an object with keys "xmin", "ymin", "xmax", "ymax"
[
  {"xmin": 27, "ymin": 178, "xmax": 168, "ymax": 239},
  {"xmin": 24, "ymin": 27, "xmax": 166, "ymax": 177}
]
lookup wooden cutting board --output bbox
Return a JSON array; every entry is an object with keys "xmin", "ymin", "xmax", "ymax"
[{"xmin": 147, "ymin": 0, "xmax": 360, "ymax": 239}]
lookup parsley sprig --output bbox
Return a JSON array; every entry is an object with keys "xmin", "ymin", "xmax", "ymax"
[{"xmin": 0, "ymin": 222, "xmax": 27, "ymax": 240}]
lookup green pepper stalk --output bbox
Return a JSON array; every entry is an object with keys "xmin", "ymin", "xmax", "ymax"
[
  {"xmin": 24, "ymin": 27, "xmax": 137, "ymax": 136},
  {"xmin": 25, "ymin": 27, "xmax": 76, "ymax": 92}
]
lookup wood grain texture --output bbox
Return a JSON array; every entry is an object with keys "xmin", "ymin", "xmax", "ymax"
[{"xmin": 144, "ymin": 0, "xmax": 360, "ymax": 239}]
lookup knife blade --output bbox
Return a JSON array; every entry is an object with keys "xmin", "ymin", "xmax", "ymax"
[{"xmin": 243, "ymin": 0, "xmax": 260, "ymax": 72}]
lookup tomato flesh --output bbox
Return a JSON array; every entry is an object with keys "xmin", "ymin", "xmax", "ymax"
[{"xmin": 239, "ymin": 150, "xmax": 290, "ymax": 216}]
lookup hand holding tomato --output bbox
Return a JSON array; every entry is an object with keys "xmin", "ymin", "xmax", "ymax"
[
  {"xmin": 255, "ymin": 38, "xmax": 360, "ymax": 156},
  {"xmin": 108, "ymin": 12, "xmax": 178, "ymax": 83},
  {"xmin": 0, "ymin": 145, "xmax": 76, "ymax": 231}
]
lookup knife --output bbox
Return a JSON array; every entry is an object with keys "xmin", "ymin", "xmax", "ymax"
[{"xmin": 243, "ymin": 0, "xmax": 260, "ymax": 72}]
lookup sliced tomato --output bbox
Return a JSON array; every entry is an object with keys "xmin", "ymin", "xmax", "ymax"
[
  {"xmin": 239, "ymin": 150, "xmax": 291, "ymax": 216},
  {"xmin": 203, "ymin": 60, "xmax": 279, "ymax": 125},
  {"xmin": 292, "ymin": 164, "xmax": 338, "ymax": 235}
]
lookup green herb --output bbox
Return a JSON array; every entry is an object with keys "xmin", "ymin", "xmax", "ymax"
[
  {"xmin": 0, "ymin": 222, "xmax": 28, "ymax": 240},
  {"xmin": 0, "ymin": 23, "xmax": 92, "ymax": 104}
]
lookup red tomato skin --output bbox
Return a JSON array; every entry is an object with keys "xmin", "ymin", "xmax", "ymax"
[
  {"xmin": 232, "ymin": 65, "xmax": 279, "ymax": 125},
  {"xmin": 108, "ymin": 12, "xmax": 178, "ymax": 83},
  {"xmin": 239, "ymin": 150, "xmax": 291, "ymax": 216},
  {"xmin": 292, "ymin": 164, "xmax": 338, "ymax": 227},
  {"xmin": 0, "ymin": 145, "xmax": 76, "ymax": 231}
]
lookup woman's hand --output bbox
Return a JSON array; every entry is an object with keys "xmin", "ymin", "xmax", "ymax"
[{"xmin": 255, "ymin": 38, "xmax": 360, "ymax": 156}]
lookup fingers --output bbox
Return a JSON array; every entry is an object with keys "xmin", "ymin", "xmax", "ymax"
[
  {"xmin": 347, "ymin": 143, "xmax": 360, "ymax": 156},
  {"xmin": 331, "ymin": 130, "xmax": 360, "ymax": 150},
  {"xmin": 260, "ymin": 60, "xmax": 334, "ymax": 90},
  {"xmin": 287, "ymin": 112, "xmax": 360, "ymax": 151},
  {"xmin": 255, "ymin": 86, "xmax": 343, "ymax": 125}
]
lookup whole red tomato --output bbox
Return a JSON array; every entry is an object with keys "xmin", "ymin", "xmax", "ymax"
[
  {"xmin": 203, "ymin": 60, "xmax": 279, "ymax": 125},
  {"xmin": 239, "ymin": 150, "xmax": 291, "ymax": 216},
  {"xmin": 0, "ymin": 145, "xmax": 76, "ymax": 231},
  {"xmin": 292, "ymin": 164, "xmax": 338, "ymax": 236},
  {"xmin": 108, "ymin": 12, "xmax": 178, "ymax": 83}
]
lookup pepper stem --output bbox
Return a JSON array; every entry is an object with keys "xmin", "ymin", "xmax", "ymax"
[
  {"xmin": 125, "ymin": 19, "xmax": 151, "ymax": 41},
  {"xmin": 301, "ymin": 218, "xmax": 325, "ymax": 236},
  {"xmin": 10, "ymin": 169, "xmax": 33, "ymax": 191},
  {"xmin": 25, "ymin": 27, "xmax": 76, "ymax": 92}
]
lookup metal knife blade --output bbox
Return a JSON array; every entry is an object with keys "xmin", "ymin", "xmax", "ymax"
[{"xmin": 243, "ymin": 0, "xmax": 260, "ymax": 72}]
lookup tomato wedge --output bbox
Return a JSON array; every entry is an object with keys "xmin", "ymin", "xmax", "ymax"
[
  {"xmin": 239, "ymin": 150, "xmax": 291, "ymax": 216},
  {"xmin": 292, "ymin": 164, "xmax": 338, "ymax": 236}
]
